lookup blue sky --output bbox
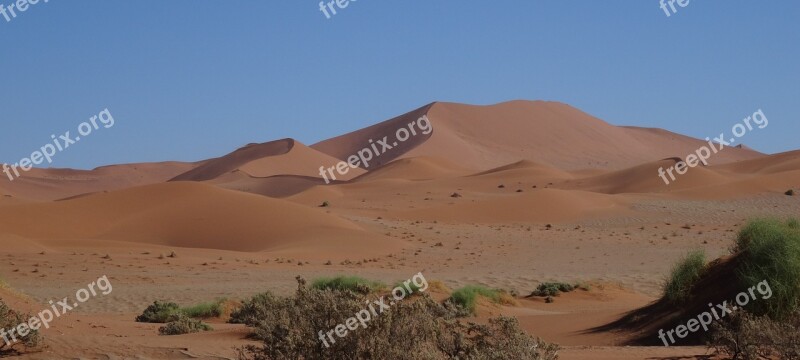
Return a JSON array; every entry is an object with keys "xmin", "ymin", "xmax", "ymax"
[{"xmin": 0, "ymin": 1, "xmax": 798, "ymax": 169}]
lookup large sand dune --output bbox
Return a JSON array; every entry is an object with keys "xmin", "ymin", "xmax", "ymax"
[
  {"xmin": 313, "ymin": 101, "xmax": 763, "ymax": 172},
  {"xmin": 0, "ymin": 182, "xmax": 402, "ymax": 256}
]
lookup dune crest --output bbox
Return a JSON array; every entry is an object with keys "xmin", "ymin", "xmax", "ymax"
[{"xmin": 313, "ymin": 101, "xmax": 764, "ymax": 175}]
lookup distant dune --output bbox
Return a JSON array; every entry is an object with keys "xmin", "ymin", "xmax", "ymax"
[
  {"xmin": 562, "ymin": 158, "xmax": 732, "ymax": 194},
  {"xmin": 0, "ymin": 100, "xmax": 795, "ymax": 252},
  {"xmin": 171, "ymin": 138, "xmax": 366, "ymax": 182},
  {"xmin": 715, "ymin": 149, "xmax": 800, "ymax": 174},
  {"xmin": 0, "ymin": 161, "xmax": 197, "ymax": 201},
  {"xmin": 313, "ymin": 101, "xmax": 763, "ymax": 172}
]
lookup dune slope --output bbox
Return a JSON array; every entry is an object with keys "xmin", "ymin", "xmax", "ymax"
[{"xmin": 0, "ymin": 182, "xmax": 401, "ymax": 256}]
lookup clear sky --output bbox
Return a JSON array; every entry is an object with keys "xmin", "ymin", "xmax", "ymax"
[{"xmin": 1, "ymin": 1, "xmax": 797, "ymax": 169}]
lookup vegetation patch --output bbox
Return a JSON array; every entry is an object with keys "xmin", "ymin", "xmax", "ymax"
[
  {"xmin": 711, "ymin": 310, "xmax": 800, "ymax": 360},
  {"xmin": 158, "ymin": 314, "xmax": 213, "ymax": 336},
  {"xmin": 311, "ymin": 276, "xmax": 385, "ymax": 295},
  {"xmin": 136, "ymin": 301, "xmax": 182, "ymax": 323},
  {"xmin": 447, "ymin": 285, "xmax": 514, "ymax": 315},
  {"xmin": 229, "ymin": 292, "xmax": 279, "ymax": 326},
  {"xmin": 236, "ymin": 277, "xmax": 559, "ymax": 360},
  {"xmin": 663, "ymin": 249, "xmax": 706, "ymax": 305},
  {"xmin": 0, "ymin": 299, "xmax": 41, "ymax": 354},
  {"xmin": 137, "ymin": 299, "xmax": 229, "ymax": 323},
  {"xmin": 733, "ymin": 218, "xmax": 800, "ymax": 319},
  {"xmin": 531, "ymin": 282, "xmax": 577, "ymax": 297},
  {"xmin": 181, "ymin": 298, "xmax": 227, "ymax": 319}
]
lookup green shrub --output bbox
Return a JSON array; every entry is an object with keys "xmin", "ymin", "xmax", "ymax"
[
  {"xmin": 734, "ymin": 218, "xmax": 800, "ymax": 319},
  {"xmin": 531, "ymin": 282, "xmax": 576, "ymax": 297},
  {"xmin": 311, "ymin": 276, "xmax": 385, "ymax": 294},
  {"xmin": 0, "ymin": 299, "xmax": 41, "ymax": 353},
  {"xmin": 229, "ymin": 292, "xmax": 278, "ymax": 326},
  {"xmin": 663, "ymin": 250, "xmax": 706, "ymax": 305},
  {"xmin": 182, "ymin": 299, "xmax": 226, "ymax": 319},
  {"xmin": 448, "ymin": 285, "xmax": 502, "ymax": 315},
  {"xmin": 136, "ymin": 301, "xmax": 181, "ymax": 323},
  {"xmin": 236, "ymin": 277, "xmax": 559, "ymax": 360},
  {"xmin": 158, "ymin": 314, "xmax": 213, "ymax": 336},
  {"xmin": 137, "ymin": 299, "xmax": 228, "ymax": 323}
]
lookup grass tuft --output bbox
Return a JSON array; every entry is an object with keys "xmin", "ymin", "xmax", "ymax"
[
  {"xmin": 663, "ymin": 249, "xmax": 707, "ymax": 305},
  {"xmin": 311, "ymin": 276, "xmax": 385, "ymax": 294},
  {"xmin": 448, "ymin": 285, "xmax": 504, "ymax": 315},
  {"xmin": 137, "ymin": 299, "xmax": 229, "ymax": 323},
  {"xmin": 181, "ymin": 298, "xmax": 227, "ymax": 319},
  {"xmin": 734, "ymin": 218, "xmax": 800, "ymax": 319}
]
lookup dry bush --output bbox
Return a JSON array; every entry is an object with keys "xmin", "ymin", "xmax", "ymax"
[
  {"xmin": 0, "ymin": 298, "xmax": 41, "ymax": 354},
  {"xmin": 236, "ymin": 276, "xmax": 559, "ymax": 360},
  {"xmin": 136, "ymin": 301, "xmax": 181, "ymax": 323},
  {"xmin": 158, "ymin": 314, "xmax": 213, "ymax": 336},
  {"xmin": 710, "ymin": 310, "xmax": 800, "ymax": 360}
]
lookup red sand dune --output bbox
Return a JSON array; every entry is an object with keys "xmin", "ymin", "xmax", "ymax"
[
  {"xmin": 0, "ymin": 182, "xmax": 403, "ymax": 257},
  {"xmin": 562, "ymin": 158, "xmax": 733, "ymax": 195},
  {"xmin": 311, "ymin": 104, "xmax": 434, "ymax": 169},
  {"xmin": 353, "ymin": 156, "xmax": 473, "ymax": 182},
  {"xmin": 714, "ymin": 149, "xmax": 800, "ymax": 174},
  {"xmin": 314, "ymin": 101, "xmax": 763, "ymax": 172},
  {"xmin": 470, "ymin": 159, "xmax": 575, "ymax": 182},
  {"xmin": 172, "ymin": 138, "xmax": 366, "ymax": 182},
  {"xmin": 0, "ymin": 161, "xmax": 197, "ymax": 201}
]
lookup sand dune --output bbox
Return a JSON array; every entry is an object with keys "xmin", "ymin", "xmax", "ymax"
[
  {"xmin": 3, "ymin": 101, "xmax": 771, "ymax": 204},
  {"xmin": 0, "ymin": 182, "xmax": 403, "ymax": 256},
  {"xmin": 213, "ymin": 173, "xmax": 335, "ymax": 198},
  {"xmin": 353, "ymin": 156, "xmax": 473, "ymax": 182},
  {"xmin": 0, "ymin": 161, "xmax": 197, "ymax": 201},
  {"xmin": 714, "ymin": 149, "xmax": 800, "ymax": 174},
  {"xmin": 673, "ymin": 169, "xmax": 800, "ymax": 199},
  {"xmin": 471, "ymin": 160, "xmax": 575, "ymax": 182},
  {"xmin": 620, "ymin": 126, "xmax": 762, "ymax": 165},
  {"xmin": 562, "ymin": 158, "xmax": 733, "ymax": 195},
  {"xmin": 0, "ymin": 100, "xmax": 795, "ymax": 360},
  {"xmin": 313, "ymin": 101, "xmax": 763, "ymax": 172},
  {"xmin": 172, "ymin": 139, "xmax": 365, "ymax": 182},
  {"xmin": 286, "ymin": 184, "xmax": 346, "ymax": 206},
  {"xmin": 311, "ymin": 105, "xmax": 434, "ymax": 168}
]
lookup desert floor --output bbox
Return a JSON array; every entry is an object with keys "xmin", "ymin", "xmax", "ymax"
[{"xmin": 1, "ymin": 192, "xmax": 796, "ymax": 359}]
